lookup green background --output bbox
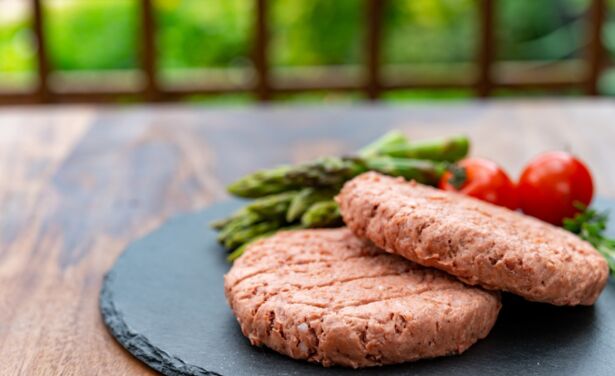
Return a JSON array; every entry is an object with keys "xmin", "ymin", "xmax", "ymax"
[{"xmin": 0, "ymin": 0, "xmax": 614, "ymax": 99}]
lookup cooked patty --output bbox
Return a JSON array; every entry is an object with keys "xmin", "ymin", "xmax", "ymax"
[
  {"xmin": 224, "ymin": 228, "xmax": 501, "ymax": 368},
  {"xmin": 337, "ymin": 172, "xmax": 609, "ymax": 306}
]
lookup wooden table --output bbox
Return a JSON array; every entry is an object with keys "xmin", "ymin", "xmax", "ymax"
[{"xmin": 1, "ymin": 100, "xmax": 614, "ymax": 375}]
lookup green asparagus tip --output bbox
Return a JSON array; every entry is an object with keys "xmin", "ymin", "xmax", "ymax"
[
  {"xmin": 359, "ymin": 130, "xmax": 409, "ymax": 157},
  {"xmin": 378, "ymin": 135, "xmax": 470, "ymax": 162},
  {"xmin": 365, "ymin": 157, "xmax": 448, "ymax": 186},
  {"xmin": 227, "ymin": 244, "xmax": 248, "ymax": 262},
  {"xmin": 227, "ymin": 165, "xmax": 296, "ymax": 198},
  {"xmin": 301, "ymin": 200, "xmax": 343, "ymax": 228}
]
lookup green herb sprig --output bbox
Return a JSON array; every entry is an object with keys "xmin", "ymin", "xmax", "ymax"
[
  {"xmin": 564, "ymin": 204, "xmax": 615, "ymax": 275},
  {"xmin": 447, "ymin": 165, "xmax": 467, "ymax": 190}
]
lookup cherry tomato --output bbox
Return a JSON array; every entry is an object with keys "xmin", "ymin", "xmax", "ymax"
[
  {"xmin": 439, "ymin": 157, "xmax": 518, "ymax": 210},
  {"xmin": 518, "ymin": 151, "xmax": 593, "ymax": 225}
]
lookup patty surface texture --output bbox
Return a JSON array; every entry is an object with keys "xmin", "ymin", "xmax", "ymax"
[
  {"xmin": 225, "ymin": 228, "xmax": 501, "ymax": 368},
  {"xmin": 337, "ymin": 172, "xmax": 609, "ymax": 306}
]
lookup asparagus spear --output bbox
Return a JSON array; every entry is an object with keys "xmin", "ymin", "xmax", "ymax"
[
  {"xmin": 245, "ymin": 191, "xmax": 298, "ymax": 217},
  {"xmin": 218, "ymin": 157, "xmax": 446, "ymax": 243},
  {"xmin": 227, "ymin": 136, "xmax": 468, "ymax": 198},
  {"xmin": 223, "ymin": 220, "xmax": 284, "ymax": 250},
  {"xmin": 301, "ymin": 200, "xmax": 343, "ymax": 228},
  {"xmin": 215, "ymin": 192, "xmax": 296, "ymax": 244},
  {"xmin": 365, "ymin": 157, "xmax": 448, "ymax": 186},
  {"xmin": 358, "ymin": 130, "xmax": 409, "ymax": 157},
  {"xmin": 223, "ymin": 199, "xmax": 342, "ymax": 257},
  {"xmin": 286, "ymin": 156, "xmax": 366, "ymax": 187},
  {"xmin": 377, "ymin": 135, "xmax": 469, "ymax": 162},
  {"xmin": 227, "ymin": 157, "xmax": 365, "ymax": 198},
  {"xmin": 226, "ymin": 155, "xmax": 449, "ymax": 198},
  {"xmin": 216, "ymin": 210, "xmax": 263, "ymax": 244},
  {"xmin": 210, "ymin": 208, "xmax": 247, "ymax": 230},
  {"xmin": 227, "ymin": 131, "xmax": 408, "ymax": 198},
  {"xmin": 227, "ymin": 233, "xmax": 273, "ymax": 262},
  {"xmin": 215, "ymin": 132, "xmax": 472, "ymax": 259},
  {"xmin": 286, "ymin": 188, "xmax": 336, "ymax": 222},
  {"xmin": 227, "ymin": 165, "xmax": 297, "ymax": 198}
]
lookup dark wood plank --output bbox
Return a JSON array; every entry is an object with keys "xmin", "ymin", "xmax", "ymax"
[{"xmin": 1, "ymin": 102, "xmax": 615, "ymax": 374}]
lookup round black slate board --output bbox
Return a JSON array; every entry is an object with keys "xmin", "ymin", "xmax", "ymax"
[{"xmin": 101, "ymin": 198, "xmax": 615, "ymax": 376}]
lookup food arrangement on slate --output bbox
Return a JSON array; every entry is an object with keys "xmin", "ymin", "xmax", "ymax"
[
  {"xmin": 102, "ymin": 131, "xmax": 615, "ymax": 374},
  {"xmin": 217, "ymin": 131, "xmax": 613, "ymax": 367}
]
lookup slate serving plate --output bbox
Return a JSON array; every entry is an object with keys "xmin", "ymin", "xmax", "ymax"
[{"xmin": 100, "ymin": 198, "xmax": 615, "ymax": 376}]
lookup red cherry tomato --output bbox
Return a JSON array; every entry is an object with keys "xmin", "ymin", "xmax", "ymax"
[
  {"xmin": 439, "ymin": 157, "xmax": 518, "ymax": 210},
  {"xmin": 518, "ymin": 151, "xmax": 593, "ymax": 225}
]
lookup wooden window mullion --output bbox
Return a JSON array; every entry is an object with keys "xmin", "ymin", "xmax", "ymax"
[
  {"xmin": 32, "ymin": 0, "xmax": 50, "ymax": 103},
  {"xmin": 365, "ymin": 0, "xmax": 384, "ymax": 100},
  {"xmin": 254, "ymin": 0, "xmax": 271, "ymax": 101},
  {"xmin": 586, "ymin": 0, "xmax": 606, "ymax": 96},
  {"xmin": 140, "ymin": 0, "xmax": 159, "ymax": 101},
  {"xmin": 476, "ymin": 0, "xmax": 494, "ymax": 97}
]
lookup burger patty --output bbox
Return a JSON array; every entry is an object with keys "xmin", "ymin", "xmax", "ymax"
[
  {"xmin": 337, "ymin": 172, "xmax": 609, "ymax": 306},
  {"xmin": 224, "ymin": 228, "xmax": 501, "ymax": 368}
]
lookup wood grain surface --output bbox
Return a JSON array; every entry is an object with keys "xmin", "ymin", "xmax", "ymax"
[{"xmin": 1, "ymin": 100, "xmax": 614, "ymax": 375}]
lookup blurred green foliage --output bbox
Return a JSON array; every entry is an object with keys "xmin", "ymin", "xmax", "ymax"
[
  {"xmin": 45, "ymin": 0, "xmax": 139, "ymax": 70},
  {"xmin": 155, "ymin": 0, "xmax": 253, "ymax": 69},
  {"xmin": 0, "ymin": 0, "xmax": 614, "ymax": 95},
  {"xmin": 0, "ymin": 14, "xmax": 34, "ymax": 73},
  {"xmin": 271, "ymin": 0, "xmax": 362, "ymax": 65},
  {"xmin": 384, "ymin": 0, "xmax": 477, "ymax": 63},
  {"xmin": 498, "ymin": 0, "xmax": 587, "ymax": 60}
]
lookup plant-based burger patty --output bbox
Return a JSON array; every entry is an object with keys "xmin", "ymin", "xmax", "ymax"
[
  {"xmin": 337, "ymin": 172, "xmax": 609, "ymax": 306},
  {"xmin": 224, "ymin": 228, "xmax": 501, "ymax": 368}
]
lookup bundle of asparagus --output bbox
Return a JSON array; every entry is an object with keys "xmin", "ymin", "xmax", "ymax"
[{"xmin": 212, "ymin": 131, "xmax": 470, "ymax": 261}]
